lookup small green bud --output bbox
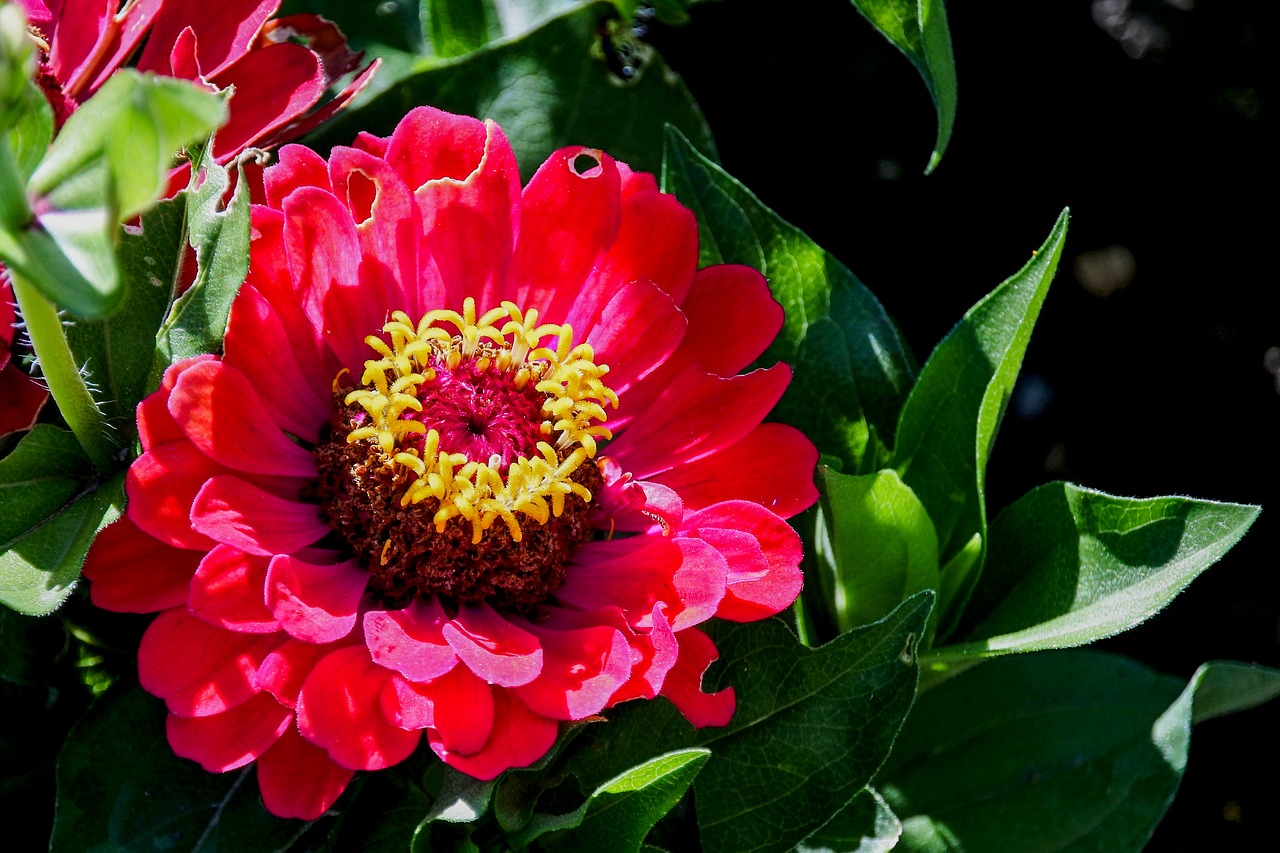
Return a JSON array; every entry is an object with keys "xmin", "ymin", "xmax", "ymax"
[{"xmin": 0, "ymin": 2, "xmax": 36, "ymax": 127}]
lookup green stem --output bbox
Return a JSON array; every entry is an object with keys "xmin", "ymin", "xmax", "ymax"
[
  {"xmin": 8, "ymin": 270, "xmax": 118, "ymax": 471},
  {"xmin": 0, "ymin": 131, "xmax": 29, "ymax": 231}
]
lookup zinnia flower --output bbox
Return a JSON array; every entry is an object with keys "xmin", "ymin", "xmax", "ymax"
[
  {"xmin": 17, "ymin": 0, "xmax": 376, "ymax": 157},
  {"xmin": 85, "ymin": 106, "xmax": 819, "ymax": 820}
]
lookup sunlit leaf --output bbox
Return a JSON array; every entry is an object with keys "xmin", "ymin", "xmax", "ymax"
[{"xmin": 798, "ymin": 787, "xmax": 902, "ymax": 853}]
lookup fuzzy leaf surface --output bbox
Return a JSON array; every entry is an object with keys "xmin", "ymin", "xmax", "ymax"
[
  {"xmin": 927, "ymin": 483, "xmax": 1260, "ymax": 662},
  {"xmin": 890, "ymin": 209, "xmax": 1068, "ymax": 636}
]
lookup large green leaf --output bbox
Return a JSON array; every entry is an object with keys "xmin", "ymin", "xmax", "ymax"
[
  {"xmin": 309, "ymin": 3, "xmax": 716, "ymax": 181},
  {"xmin": 5, "ymin": 80, "xmax": 54, "ymax": 179},
  {"xmin": 879, "ymin": 651, "xmax": 1280, "ymax": 853},
  {"xmin": 559, "ymin": 593, "xmax": 932, "ymax": 853},
  {"xmin": 850, "ymin": 1, "xmax": 957, "ymax": 173},
  {"xmin": 525, "ymin": 748, "xmax": 709, "ymax": 851},
  {"xmin": 150, "ymin": 149, "xmax": 251, "ymax": 389},
  {"xmin": 798, "ymin": 787, "xmax": 902, "ymax": 853},
  {"xmin": 51, "ymin": 683, "xmax": 316, "ymax": 851},
  {"xmin": 65, "ymin": 195, "xmax": 186, "ymax": 443},
  {"xmin": 662, "ymin": 129, "xmax": 916, "ymax": 473},
  {"xmin": 890, "ymin": 209, "xmax": 1068, "ymax": 636},
  {"xmin": 925, "ymin": 483, "xmax": 1260, "ymax": 664},
  {"xmin": 0, "ymin": 426, "xmax": 123, "ymax": 615},
  {"xmin": 816, "ymin": 467, "xmax": 939, "ymax": 635}
]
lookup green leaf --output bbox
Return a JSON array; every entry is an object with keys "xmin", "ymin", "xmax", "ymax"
[
  {"xmin": 879, "ymin": 651, "xmax": 1280, "ymax": 853},
  {"xmin": 316, "ymin": 756, "xmax": 434, "ymax": 853},
  {"xmin": 52, "ymin": 682, "xmax": 315, "ymax": 852},
  {"xmin": 5, "ymin": 80, "xmax": 54, "ymax": 179},
  {"xmin": 150, "ymin": 149, "xmax": 251, "ymax": 388},
  {"xmin": 661, "ymin": 128, "xmax": 916, "ymax": 473},
  {"xmin": 560, "ymin": 593, "xmax": 932, "ymax": 853},
  {"xmin": 30, "ymin": 71, "xmax": 226, "ymax": 223},
  {"xmin": 526, "ymin": 749, "xmax": 709, "ymax": 851},
  {"xmin": 890, "ymin": 209, "xmax": 1069, "ymax": 637},
  {"xmin": 816, "ymin": 467, "xmax": 939, "ymax": 634},
  {"xmin": 926, "ymin": 484, "xmax": 1260, "ymax": 662},
  {"xmin": 65, "ymin": 195, "xmax": 186, "ymax": 443},
  {"xmin": 850, "ymin": 0, "xmax": 957, "ymax": 173},
  {"xmin": 309, "ymin": 3, "xmax": 716, "ymax": 181},
  {"xmin": 798, "ymin": 787, "xmax": 902, "ymax": 853},
  {"xmin": 0, "ymin": 427, "xmax": 123, "ymax": 615},
  {"xmin": 1183, "ymin": 660, "xmax": 1280, "ymax": 724}
]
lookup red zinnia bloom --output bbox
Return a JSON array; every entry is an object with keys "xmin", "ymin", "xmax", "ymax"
[
  {"xmin": 17, "ymin": 0, "xmax": 376, "ymax": 157},
  {"xmin": 85, "ymin": 106, "xmax": 819, "ymax": 820}
]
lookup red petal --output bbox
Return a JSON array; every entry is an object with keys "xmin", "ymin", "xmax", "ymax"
[
  {"xmin": 364, "ymin": 599, "xmax": 459, "ymax": 682},
  {"xmin": 296, "ymin": 646, "xmax": 421, "ymax": 770},
  {"xmin": 222, "ymin": 284, "xmax": 330, "ymax": 442},
  {"xmin": 84, "ymin": 0, "xmax": 166, "ymax": 94},
  {"xmin": 137, "ymin": 355, "xmax": 219, "ymax": 451},
  {"xmin": 138, "ymin": 608, "xmax": 280, "ymax": 716},
  {"xmin": 138, "ymin": 0, "xmax": 277, "ymax": 78},
  {"xmin": 412, "ymin": 665, "xmax": 495, "ymax": 755},
  {"xmin": 679, "ymin": 265, "xmax": 782, "ymax": 375},
  {"xmin": 83, "ymin": 517, "xmax": 198, "ymax": 613},
  {"xmin": 210, "ymin": 42, "xmax": 326, "ymax": 157},
  {"xmin": 265, "ymin": 144, "xmax": 332, "ymax": 208},
  {"xmin": 443, "ymin": 603, "xmax": 543, "ymax": 688},
  {"xmin": 650, "ymin": 423, "xmax": 819, "ymax": 519},
  {"xmin": 265, "ymin": 554, "xmax": 367, "ymax": 643},
  {"xmin": 660, "ymin": 627, "xmax": 735, "ymax": 728},
  {"xmin": 583, "ymin": 280, "xmax": 686, "ymax": 396},
  {"xmin": 0, "ymin": 366, "xmax": 48, "ymax": 438},
  {"xmin": 166, "ymin": 691, "xmax": 292, "ymax": 772},
  {"xmin": 191, "ymin": 475, "xmax": 328, "ymax": 556},
  {"xmin": 46, "ymin": 0, "xmax": 112, "ymax": 93},
  {"xmin": 686, "ymin": 502, "xmax": 804, "ymax": 621},
  {"xmin": 513, "ymin": 616, "xmax": 632, "ymax": 720},
  {"xmin": 385, "ymin": 108, "xmax": 520, "ymax": 308},
  {"xmin": 257, "ymin": 725, "xmax": 355, "ymax": 820},
  {"xmin": 609, "ymin": 364, "xmax": 792, "ymax": 478},
  {"xmin": 169, "ymin": 359, "xmax": 317, "ymax": 478},
  {"xmin": 126, "ymin": 441, "xmax": 224, "ymax": 551},
  {"xmin": 509, "ymin": 146, "xmax": 621, "ymax": 316},
  {"xmin": 282, "ymin": 185, "xmax": 383, "ymax": 371},
  {"xmin": 430, "ymin": 690, "xmax": 559, "ymax": 780},
  {"xmin": 255, "ymin": 637, "xmax": 344, "ymax": 709},
  {"xmin": 607, "ymin": 604, "xmax": 678, "ymax": 705},
  {"xmin": 189, "ymin": 545, "xmax": 278, "ymax": 633}
]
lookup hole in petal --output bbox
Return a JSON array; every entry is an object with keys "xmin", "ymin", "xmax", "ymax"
[
  {"xmin": 347, "ymin": 170, "xmax": 379, "ymax": 225},
  {"xmin": 570, "ymin": 152, "xmax": 602, "ymax": 178}
]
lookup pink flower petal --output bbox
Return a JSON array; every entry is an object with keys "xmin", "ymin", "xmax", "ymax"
[
  {"xmin": 650, "ymin": 422, "xmax": 819, "ymax": 519},
  {"xmin": 126, "ymin": 441, "xmax": 224, "ymax": 551},
  {"xmin": 223, "ymin": 285, "xmax": 330, "ymax": 442},
  {"xmin": 364, "ymin": 599, "xmax": 459, "ymax": 682},
  {"xmin": 685, "ymin": 501, "xmax": 804, "ymax": 622},
  {"xmin": 139, "ymin": 608, "xmax": 280, "ymax": 717},
  {"xmin": 584, "ymin": 280, "xmax": 686, "ymax": 395},
  {"xmin": 430, "ymin": 689, "xmax": 559, "ymax": 780},
  {"xmin": 412, "ymin": 665, "xmax": 495, "ymax": 755},
  {"xmin": 608, "ymin": 364, "xmax": 792, "ymax": 478},
  {"xmin": 513, "ymin": 616, "xmax": 632, "ymax": 720},
  {"xmin": 210, "ymin": 41, "xmax": 326, "ymax": 158},
  {"xmin": 443, "ymin": 603, "xmax": 543, "ymax": 688},
  {"xmin": 0, "ymin": 365, "xmax": 48, "ymax": 438},
  {"xmin": 83, "ymin": 518, "xmax": 198, "ymax": 613},
  {"xmin": 45, "ymin": 0, "xmax": 113, "ymax": 93},
  {"xmin": 255, "ymin": 637, "xmax": 345, "ymax": 709},
  {"xmin": 191, "ymin": 475, "xmax": 328, "ymax": 557},
  {"xmin": 265, "ymin": 144, "xmax": 333, "ymax": 208},
  {"xmin": 510, "ymin": 146, "xmax": 621, "ymax": 316},
  {"xmin": 676, "ymin": 264, "xmax": 783, "ymax": 376},
  {"xmin": 169, "ymin": 359, "xmax": 317, "ymax": 478},
  {"xmin": 138, "ymin": 0, "xmax": 277, "ymax": 79},
  {"xmin": 608, "ymin": 604, "xmax": 678, "ymax": 705},
  {"xmin": 385, "ymin": 108, "xmax": 520, "ymax": 307},
  {"xmin": 137, "ymin": 355, "xmax": 218, "ymax": 451},
  {"xmin": 266, "ymin": 554, "xmax": 367, "ymax": 643},
  {"xmin": 660, "ymin": 627, "xmax": 735, "ymax": 728},
  {"xmin": 257, "ymin": 725, "xmax": 356, "ymax": 820},
  {"xmin": 189, "ymin": 545, "xmax": 278, "ymax": 633},
  {"xmin": 296, "ymin": 646, "xmax": 421, "ymax": 770},
  {"xmin": 166, "ymin": 691, "xmax": 292, "ymax": 772}
]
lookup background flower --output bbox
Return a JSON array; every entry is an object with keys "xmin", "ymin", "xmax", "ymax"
[{"xmin": 85, "ymin": 105, "xmax": 817, "ymax": 819}]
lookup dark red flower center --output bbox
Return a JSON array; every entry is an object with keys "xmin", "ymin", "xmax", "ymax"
[{"xmin": 314, "ymin": 300, "xmax": 616, "ymax": 610}]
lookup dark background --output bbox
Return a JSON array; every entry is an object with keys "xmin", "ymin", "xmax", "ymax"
[{"xmin": 653, "ymin": 0, "xmax": 1277, "ymax": 848}]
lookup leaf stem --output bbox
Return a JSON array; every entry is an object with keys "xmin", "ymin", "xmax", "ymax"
[{"xmin": 8, "ymin": 270, "xmax": 119, "ymax": 471}]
